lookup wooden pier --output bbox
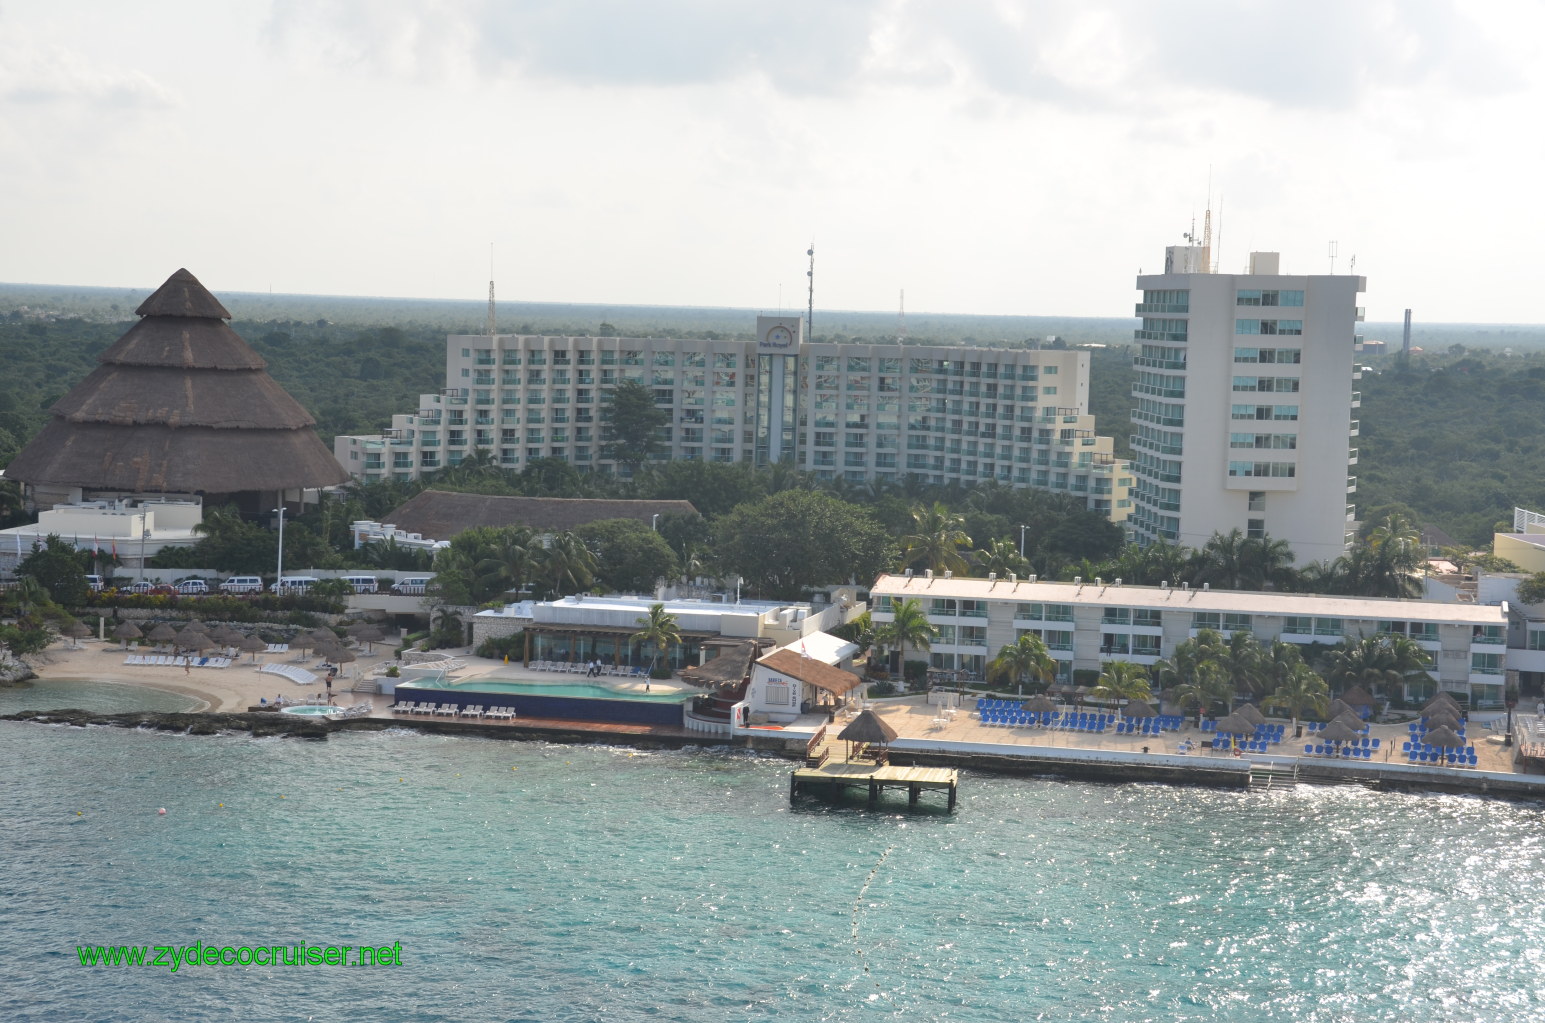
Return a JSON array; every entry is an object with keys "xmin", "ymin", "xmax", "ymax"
[{"xmin": 790, "ymin": 760, "xmax": 959, "ymax": 811}]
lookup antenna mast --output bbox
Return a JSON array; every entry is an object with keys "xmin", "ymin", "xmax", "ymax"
[
  {"xmin": 897, "ymin": 289, "xmax": 907, "ymax": 343},
  {"xmin": 486, "ymin": 242, "xmax": 496, "ymax": 337},
  {"xmin": 805, "ymin": 242, "xmax": 815, "ymax": 340}
]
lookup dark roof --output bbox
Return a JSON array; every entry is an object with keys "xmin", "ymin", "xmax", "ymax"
[
  {"xmin": 757, "ymin": 648, "xmax": 864, "ymax": 696},
  {"xmin": 680, "ymin": 640, "xmax": 759, "ymax": 686},
  {"xmin": 838, "ymin": 709, "xmax": 898, "ymax": 744},
  {"xmin": 385, "ymin": 490, "xmax": 699, "ymax": 539},
  {"xmin": 6, "ymin": 268, "xmax": 347, "ymax": 495}
]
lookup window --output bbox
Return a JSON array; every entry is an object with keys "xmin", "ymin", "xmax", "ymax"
[
  {"xmin": 1284, "ymin": 616, "xmax": 1313, "ymax": 636},
  {"xmin": 1230, "ymin": 433, "xmax": 1298, "ymax": 450},
  {"xmin": 1247, "ymin": 518, "xmax": 1265, "ymax": 540},
  {"xmin": 1101, "ymin": 634, "xmax": 1131, "ymax": 656},
  {"xmin": 764, "ymin": 679, "xmax": 791, "ymax": 706},
  {"xmin": 1191, "ymin": 612, "xmax": 1220, "ymax": 630},
  {"xmin": 960, "ymin": 626, "xmax": 987, "ymax": 647},
  {"xmin": 1133, "ymin": 609, "xmax": 1161, "ymax": 628},
  {"xmin": 1101, "ymin": 607, "xmax": 1131, "ymax": 625},
  {"xmin": 1223, "ymin": 613, "xmax": 1253, "ymax": 632},
  {"xmin": 1314, "ymin": 617, "xmax": 1344, "ymax": 637},
  {"xmin": 1248, "ymin": 491, "xmax": 1266, "ymax": 512},
  {"xmin": 1528, "ymin": 628, "xmax": 1545, "ymax": 652},
  {"xmin": 1133, "ymin": 635, "xmax": 1162, "ymax": 656},
  {"xmin": 1015, "ymin": 603, "xmax": 1043, "ymax": 620},
  {"xmin": 1471, "ymin": 652, "xmax": 1503, "ymax": 675}
]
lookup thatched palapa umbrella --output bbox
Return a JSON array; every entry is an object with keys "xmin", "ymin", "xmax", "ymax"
[
  {"xmin": 1023, "ymin": 694, "xmax": 1058, "ymax": 714},
  {"xmin": 62, "ymin": 621, "xmax": 92, "ymax": 648},
  {"xmin": 1424, "ymin": 693, "xmax": 1462, "ymax": 716},
  {"xmin": 1330, "ymin": 711, "xmax": 1367, "ymax": 733},
  {"xmin": 1319, "ymin": 719, "xmax": 1363, "ymax": 744},
  {"xmin": 1339, "ymin": 685, "xmax": 1377, "ymax": 710},
  {"xmin": 1425, "ymin": 712, "xmax": 1462, "ymax": 732},
  {"xmin": 147, "ymin": 623, "xmax": 178, "ymax": 648},
  {"xmin": 1214, "ymin": 712, "xmax": 1257, "ymax": 736},
  {"xmin": 112, "ymin": 621, "xmax": 143, "ymax": 650},
  {"xmin": 1422, "ymin": 725, "xmax": 1465, "ymax": 751},
  {"xmin": 1325, "ymin": 698, "xmax": 1357, "ymax": 721},
  {"xmin": 1235, "ymin": 703, "xmax": 1267, "ymax": 726},
  {"xmin": 1122, "ymin": 700, "xmax": 1158, "ymax": 719},
  {"xmin": 352, "ymin": 625, "xmax": 386, "ymax": 653},
  {"xmin": 838, "ymin": 709, "xmax": 898, "ymax": 763},
  {"xmin": 238, "ymin": 634, "xmax": 266, "ymax": 662}
]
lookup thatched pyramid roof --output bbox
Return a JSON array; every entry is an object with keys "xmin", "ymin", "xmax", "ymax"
[{"xmin": 6, "ymin": 269, "xmax": 348, "ymax": 495}]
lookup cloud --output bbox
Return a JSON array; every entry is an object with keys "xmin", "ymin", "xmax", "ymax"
[{"xmin": 0, "ymin": 30, "xmax": 177, "ymax": 109}]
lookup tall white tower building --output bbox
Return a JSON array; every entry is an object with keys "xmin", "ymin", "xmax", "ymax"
[{"xmin": 1129, "ymin": 247, "xmax": 1365, "ymax": 562}]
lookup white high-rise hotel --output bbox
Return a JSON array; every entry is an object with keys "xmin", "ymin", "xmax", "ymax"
[
  {"xmin": 1129, "ymin": 246, "xmax": 1364, "ymax": 561},
  {"xmin": 334, "ymin": 317, "xmax": 1133, "ymax": 521}
]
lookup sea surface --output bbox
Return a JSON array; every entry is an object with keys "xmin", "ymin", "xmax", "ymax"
[{"xmin": 3, "ymin": 692, "xmax": 1545, "ymax": 1022}]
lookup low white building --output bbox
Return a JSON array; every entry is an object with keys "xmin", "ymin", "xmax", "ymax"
[
  {"xmin": 0, "ymin": 496, "xmax": 203, "ymax": 576},
  {"xmin": 740, "ymin": 632, "xmax": 863, "ymax": 726},
  {"xmin": 871, "ymin": 572, "xmax": 1511, "ymax": 708}
]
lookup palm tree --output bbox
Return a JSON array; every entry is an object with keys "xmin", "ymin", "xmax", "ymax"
[
  {"xmin": 1244, "ymin": 535, "xmax": 1297, "ymax": 590},
  {"xmin": 1267, "ymin": 659, "xmax": 1329, "ymax": 738},
  {"xmin": 972, "ymin": 538, "xmax": 1030, "ymax": 579},
  {"xmin": 474, "ymin": 528, "xmax": 536, "ymax": 601},
  {"xmin": 631, "ymin": 602, "xmax": 682, "ymax": 678},
  {"xmin": 1193, "ymin": 529, "xmax": 1251, "ymax": 589},
  {"xmin": 876, "ymin": 598, "xmax": 938, "ymax": 678},
  {"xmin": 535, "ymin": 532, "xmax": 597, "ymax": 598},
  {"xmin": 987, "ymin": 633, "xmax": 1056, "ymax": 694},
  {"xmin": 899, "ymin": 503, "xmax": 972, "ymax": 575},
  {"xmin": 1323, "ymin": 635, "xmax": 1409, "ymax": 700},
  {"xmin": 1173, "ymin": 661, "xmax": 1234, "ymax": 727},
  {"xmin": 1220, "ymin": 629, "xmax": 1265, "ymax": 697},
  {"xmin": 1091, "ymin": 661, "xmax": 1152, "ymax": 705},
  {"xmin": 1154, "ymin": 630, "xmax": 1235, "ymax": 724}
]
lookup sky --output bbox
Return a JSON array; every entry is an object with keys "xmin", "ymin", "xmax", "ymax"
[{"xmin": 2, "ymin": 0, "xmax": 1542, "ymax": 324}]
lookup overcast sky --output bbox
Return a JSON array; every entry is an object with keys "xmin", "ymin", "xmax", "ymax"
[{"xmin": 2, "ymin": 0, "xmax": 1540, "ymax": 324}]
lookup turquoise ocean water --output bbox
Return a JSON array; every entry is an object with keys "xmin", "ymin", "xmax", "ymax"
[{"xmin": 3, "ymin": 686, "xmax": 1545, "ymax": 1022}]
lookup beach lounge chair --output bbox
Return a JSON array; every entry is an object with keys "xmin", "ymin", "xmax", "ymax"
[{"xmin": 391, "ymin": 701, "xmax": 415, "ymax": 715}]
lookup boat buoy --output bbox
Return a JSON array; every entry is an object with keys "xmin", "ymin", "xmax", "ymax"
[{"xmin": 157, "ymin": 808, "xmax": 167, "ymax": 815}]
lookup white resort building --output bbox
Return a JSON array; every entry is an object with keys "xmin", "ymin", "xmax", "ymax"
[
  {"xmin": 870, "ymin": 572, "xmax": 1511, "ymax": 709},
  {"xmin": 1129, "ymin": 246, "xmax": 1365, "ymax": 560},
  {"xmin": 334, "ymin": 317, "xmax": 1132, "ymax": 522}
]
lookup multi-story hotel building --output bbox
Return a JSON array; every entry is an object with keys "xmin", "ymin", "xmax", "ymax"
[
  {"xmin": 334, "ymin": 317, "xmax": 1133, "ymax": 521},
  {"xmin": 1129, "ymin": 248, "xmax": 1364, "ymax": 561},
  {"xmin": 870, "ymin": 573, "xmax": 1511, "ymax": 708}
]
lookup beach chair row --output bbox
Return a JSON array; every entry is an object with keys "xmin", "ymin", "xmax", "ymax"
[
  {"xmin": 389, "ymin": 701, "xmax": 516, "ymax": 720},
  {"xmin": 1212, "ymin": 737, "xmax": 1273, "ymax": 753},
  {"xmin": 1303, "ymin": 744, "xmax": 1376, "ymax": 760},
  {"xmin": 258, "ymin": 663, "xmax": 319, "ymax": 685},
  {"xmin": 123, "ymin": 654, "xmax": 232, "ymax": 668},
  {"xmin": 980, "ymin": 710, "xmax": 1056, "ymax": 727},
  {"xmin": 531, "ymin": 659, "xmax": 644, "ymax": 678},
  {"xmin": 1406, "ymin": 749, "xmax": 1479, "ymax": 767},
  {"xmin": 1304, "ymin": 721, "xmax": 1369, "ymax": 735},
  {"xmin": 1409, "ymin": 722, "xmax": 1467, "ymax": 738},
  {"xmin": 265, "ymin": 643, "xmax": 290, "ymax": 653},
  {"xmin": 1059, "ymin": 712, "xmax": 1114, "ymax": 732}
]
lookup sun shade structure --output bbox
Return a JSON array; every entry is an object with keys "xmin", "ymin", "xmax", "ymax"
[
  {"xmin": 838, "ymin": 709, "xmax": 899, "ymax": 744},
  {"xmin": 1338, "ymin": 685, "xmax": 1377, "ymax": 710},
  {"xmin": 679, "ymin": 640, "xmax": 759, "ymax": 687},
  {"xmin": 6, "ymin": 269, "xmax": 348, "ymax": 498},
  {"xmin": 383, "ymin": 490, "xmax": 698, "ymax": 541}
]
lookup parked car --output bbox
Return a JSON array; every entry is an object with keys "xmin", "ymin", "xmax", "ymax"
[
  {"xmin": 391, "ymin": 577, "xmax": 432, "ymax": 595},
  {"xmin": 176, "ymin": 579, "xmax": 210, "ymax": 595},
  {"xmin": 220, "ymin": 576, "xmax": 264, "ymax": 594},
  {"xmin": 124, "ymin": 581, "xmax": 155, "ymax": 594},
  {"xmin": 147, "ymin": 584, "xmax": 177, "ymax": 596},
  {"xmin": 85, "ymin": 574, "xmax": 105, "ymax": 592},
  {"xmin": 270, "ymin": 576, "xmax": 320, "ymax": 594},
  {"xmin": 340, "ymin": 574, "xmax": 379, "ymax": 594}
]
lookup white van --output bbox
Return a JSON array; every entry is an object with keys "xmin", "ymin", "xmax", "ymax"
[
  {"xmin": 176, "ymin": 578, "xmax": 210, "ymax": 595},
  {"xmin": 85, "ymin": 575, "xmax": 105, "ymax": 592},
  {"xmin": 271, "ymin": 576, "xmax": 321, "ymax": 594},
  {"xmin": 221, "ymin": 576, "xmax": 265, "ymax": 594},
  {"xmin": 392, "ymin": 577, "xmax": 432, "ymax": 595},
  {"xmin": 341, "ymin": 574, "xmax": 379, "ymax": 594}
]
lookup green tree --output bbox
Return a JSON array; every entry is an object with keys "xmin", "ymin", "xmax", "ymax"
[
  {"xmin": 899, "ymin": 502, "xmax": 972, "ymax": 575},
  {"xmin": 473, "ymin": 526, "xmax": 538, "ymax": 601},
  {"xmin": 875, "ymin": 598, "xmax": 938, "ymax": 677},
  {"xmin": 16, "ymin": 535, "xmax": 89, "ymax": 605},
  {"xmin": 987, "ymin": 633, "xmax": 1056, "ymax": 693},
  {"xmin": 1091, "ymin": 660, "xmax": 1152, "ymax": 704},
  {"xmin": 534, "ymin": 532, "xmax": 598, "ymax": 599},
  {"xmin": 574, "ymin": 518, "xmax": 679, "ymax": 593},
  {"xmin": 712, "ymin": 490, "xmax": 893, "ymax": 599},
  {"xmin": 1263, "ymin": 643, "xmax": 1329, "ymax": 737},
  {"xmin": 971, "ymin": 537, "xmax": 1031, "ymax": 579},
  {"xmin": 602, "ymin": 380, "xmax": 668, "ymax": 471},
  {"xmin": 631, "ymin": 602, "xmax": 682, "ymax": 677},
  {"xmin": 1518, "ymin": 571, "xmax": 1545, "ymax": 606}
]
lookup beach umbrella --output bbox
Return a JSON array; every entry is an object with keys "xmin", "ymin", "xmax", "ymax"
[
  {"xmin": 1023, "ymin": 694, "xmax": 1057, "ymax": 714},
  {"xmin": 838, "ymin": 708, "xmax": 898, "ymax": 762},
  {"xmin": 1122, "ymin": 700, "xmax": 1158, "ymax": 718},
  {"xmin": 181, "ymin": 631, "xmax": 216, "ymax": 653},
  {"xmin": 1235, "ymin": 703, "xmax": 1267, "ymax": 726},
  {"xmin": 345, "ymin": 622, "xmax": 374, "ymax": 638},
  {"xmin": 1214, "ymin": 711, "xmax": 1257, "ymax": 736},
  {"xmin": 238, "ymin": 635, "xmax": 266, "ymax": 662},
  {"xmin": 309, "ymin": 627, "xmax": 339, "ymax": 646},
  {"xmin": 1319, "ymin": 719, "xmax": 1363, "ymax": 744},
  {"xmin": 1422, "ymin": 725, "xmax": 1465, "ymax": 751},
  {"xmin": 180, "ymin": 619, "xmax": 208, "ymax": 633},
  {"xmin": 1424, "ymin": 711, "xmax": 1462, "ymax": 732},
  {"xmin": 353, "ymin": 625, "xmax": 386, "ymax": 652},
  {"xmin": 147, "ymin": 623, "xmax": 178, "ymax": 644},
  {"xmin": 1326, "ymin": 698, "xmax": 1356, "ymax": 720},
  {"xmin": 112, "ymin": 621, "xmax": 143, "ymax": 650},
  {"xmin": 332, "ymin": 648, "xmax": 357, "ymax": 678},
  {"xmin": 1424, "ymin": 693, "xmax": 1462, "ymax": 716},
  {"xmin": 1330, "ymin": 711, "xmax": 1367, "ymax": 733},
  {"xmin": 62, "ymin": 621, "xmax": 92, "ymax": 648},
  {"xmin": 1339, "ymin": 685, "xmax": 1377, "ymax": 710}
]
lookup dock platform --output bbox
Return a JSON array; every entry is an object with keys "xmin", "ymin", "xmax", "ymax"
[{"xmin": 790, "ymin": 761, "xmax": 959, "ymax": 810}]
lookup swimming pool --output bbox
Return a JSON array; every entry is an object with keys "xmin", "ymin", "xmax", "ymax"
[
  {"xmin": 395, "ymin": 677, "xmax": 696, "ymax": 726},
  {"xmin": 280, "ymin": 705, "xmax": 341, "ymax": 718}
]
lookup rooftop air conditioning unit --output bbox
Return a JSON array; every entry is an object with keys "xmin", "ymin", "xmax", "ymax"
[
  {"xmin": 1202, "ymin": 583, "xmax": 1210, "ymax": 591},
  {"xmin": 1161, "ymin": 580, "xmax": 1169, "ymax": 589},
  {"xmin": 1007, "ymin": 573, "xmax": 1016, "ymax": 583},
  {"xmin": 904, "ymin": 568, "xmax": 914, "ymax": 577},
  {"xmin": 1115, "ymin": 578, "xmax": 1122, "ymax": 586},
  {"xmin": 943, "ymin": 570, "xmax": 952, "ymax": 579},
  {"xmin": 1095, "ymin": 577, "xmax": 1103, "ymax": 586},
  {"xmin": 925, "ymin": 569, "xmax": 933, "ymax": 579},
  {"xmin": 1181, "ymin": 582, "xmax": 1189, "ymax": 590},
  {"xmin": 987, "ymin": 572, "xmax": 997, "ymax": 581},
  {"xmin": 1029, "ymin": 575, "xmax": 1037, "ymax": 583},
  {"xmin": 1073, "ymin": 576, "xmax": 1082, "ymax": 584}
]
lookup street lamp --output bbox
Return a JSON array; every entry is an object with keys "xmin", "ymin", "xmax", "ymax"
[
  {"xmin": 651, "ymin": 513, "xmax": 660, "ymax": 532},
  {"xmin": 1019, "ymin": 524, "xmax": 1029, "ymax": 559},
  {"xmin": 273, "ymin": 504, "xmax": 287, "ymax": 585},
  {"xmin": 139, "ymin": 526, "xmax": 151, "ymax": 583}
]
